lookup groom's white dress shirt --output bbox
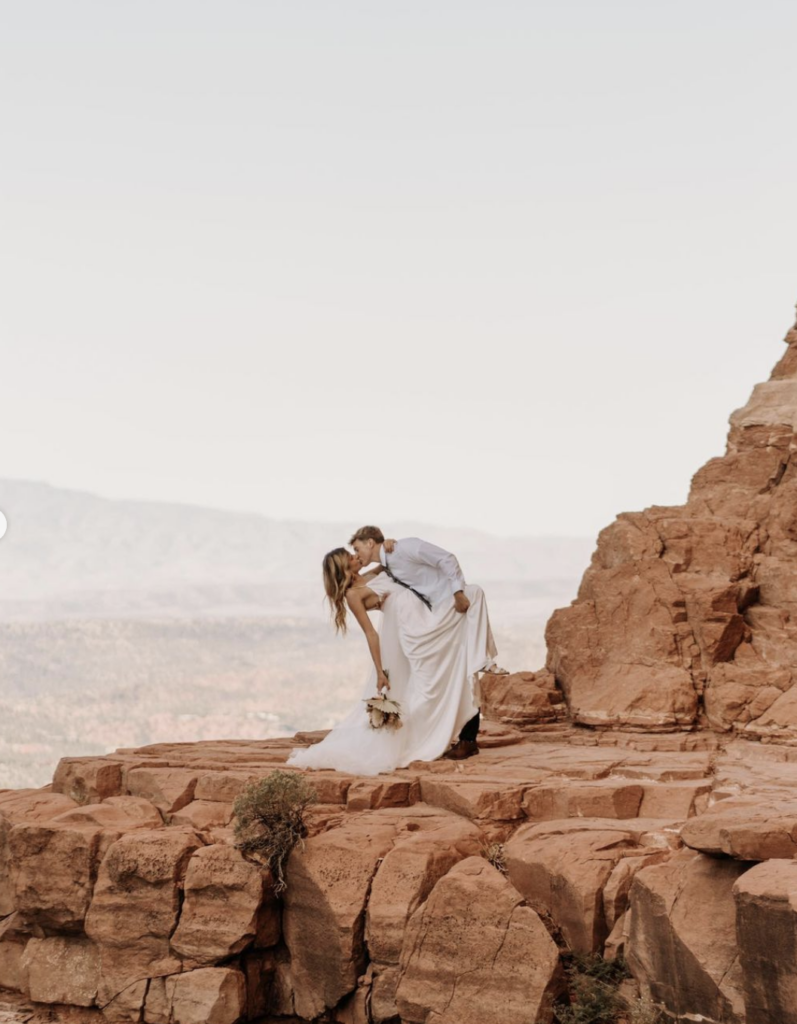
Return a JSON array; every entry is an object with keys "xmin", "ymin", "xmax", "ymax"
[{"xmin": 379, "ymin": 537, "xmax": 467, "ymax": 610}]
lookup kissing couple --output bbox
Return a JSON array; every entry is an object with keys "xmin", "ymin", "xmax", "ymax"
[{"xmin": 287, "ymin": 526, "xmax": 504, "ymax": 776}]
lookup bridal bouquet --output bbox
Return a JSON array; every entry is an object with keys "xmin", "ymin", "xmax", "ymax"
[{"xmin": 364, "ymin": 692, "xmax": 403, "ymax": 731}]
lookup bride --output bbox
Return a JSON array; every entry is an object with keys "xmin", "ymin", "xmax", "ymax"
[{"xmin": 286, "ymin": 546, "xmax": 499, "ymax": 775}]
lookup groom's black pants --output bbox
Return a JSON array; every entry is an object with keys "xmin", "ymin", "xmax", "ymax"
[{"xmin": 459, "ymin": 711, "xmax": 480, "ymax": 742}]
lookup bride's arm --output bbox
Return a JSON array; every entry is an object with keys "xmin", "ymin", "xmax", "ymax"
[{"xmin": 346, "ymin": 589, "xmax": 391, "ymax": 692}]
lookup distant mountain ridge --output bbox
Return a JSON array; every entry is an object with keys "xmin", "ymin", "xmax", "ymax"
[{"xmin": 0, "ymin": 479, "xmax": 594, "ymax": 618}]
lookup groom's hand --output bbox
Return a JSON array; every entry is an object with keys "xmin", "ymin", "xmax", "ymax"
[{"xmin": 454, "ymin": 591, "xmax": 470, "ymax": 614}]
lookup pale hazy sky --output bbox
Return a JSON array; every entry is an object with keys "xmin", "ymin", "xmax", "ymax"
[{"xmin": 2, "ymin": 2, "xmax": 796, "ymax": 537}]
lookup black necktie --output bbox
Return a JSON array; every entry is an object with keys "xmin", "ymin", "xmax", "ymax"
[{"xmin": 383, "ymin": 557, "xmax": 432, "ymax": 610}]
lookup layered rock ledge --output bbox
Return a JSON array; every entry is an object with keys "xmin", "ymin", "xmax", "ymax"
[
  {"xmin": 6, "ymin": 308, "xmax": 797, "ymax": 1023},
  {"xmin": 3, "ymin": 716, "xmax": 797, "ymax": 1024}
]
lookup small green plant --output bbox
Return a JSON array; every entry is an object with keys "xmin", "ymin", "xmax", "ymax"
[
  {"xmin": 232, "ymin": 770, "xmax": 316, "ymax": 893},
  {"xmin": 627, "ymin": 993, "xmax": 666, "ymax": 1024},
  {"xmin": 555, "ymin": 953, "xmax": 631, "ymax": 1024},
  {"xmin": 481, "ymin": 840, "xmax": 507, "ymax": 874},
  {"xmin": 570, "ymin": 953, "xmax": 630, "ymax": 984}
]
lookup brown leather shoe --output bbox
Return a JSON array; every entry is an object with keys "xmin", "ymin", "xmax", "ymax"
[{"xmin": 442, "ymin": 739, "xmax": 479, "ymax": 760}]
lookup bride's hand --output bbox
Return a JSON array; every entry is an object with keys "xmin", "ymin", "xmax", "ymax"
[
  {"xmin": 384, "ymin": 538, "xmax": 397, "ymax": 554},
  {"xmin": 377, "ymin": 670, "xmax": 391, "ymax": 692}
]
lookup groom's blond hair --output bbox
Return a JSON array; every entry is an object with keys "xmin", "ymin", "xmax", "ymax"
[{"xmin": 350, "ymin": 525, "xmax": 384, "ymax": 545}]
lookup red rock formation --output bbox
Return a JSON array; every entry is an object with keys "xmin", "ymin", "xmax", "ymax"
[
  {"xmin": 547, "ymin": 307, "xmax": 797, "ymax": 739},
  {"xmin": 8, "ymin": 309, "xmax": 797, "ymax": 1023}
]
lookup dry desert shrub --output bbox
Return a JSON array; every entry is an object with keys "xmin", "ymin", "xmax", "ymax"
[
  {"xmin": 626, "ymin": 993, "xmax": 666, "ymax": 1024},
  {"xmin": 555, "ymin": 953, "xmax": 631, "ymax": 1024},
  {"xmin": 480, "ymin": 840, "xmax": 507, "ymax": 874},
  {"xmin": 232, "ymin": 769, "xmax": 316, "ymax": 893}
]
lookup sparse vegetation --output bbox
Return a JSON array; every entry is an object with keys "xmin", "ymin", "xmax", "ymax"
[
  {"xmin": 627, "ymin": 992, "xmax": 666, "ymax": 1024},
  {"xmin": 555, "ymin": 953, "xmax": 631, "ymax": 1024},
  {"xmin": 481, "ymin": 840, "xmax": 507, "ymax": 874},
  {"xmin": 232, "ymin": 770, "xmax": 316, "ymax": 893}
]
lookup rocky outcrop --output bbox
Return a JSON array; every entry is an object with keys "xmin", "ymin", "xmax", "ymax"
[
  {"xmin": 733, "ymin": 859, "xmax": 797, "ymax": 1024},
  {"xmin": 3, "ymin": 725, "xmax": 797, "ymax": 1024},
  {"xmin": 505, "ymin": 818, "xmax": 678, "ymax": 954},
  {"xmin": 546, "ymin": 308, "xmax": 797, "ymax": 738},
  {"xmin": 627, "ymin": 850, "xmax": 748, "ymax": 1024},
  {"xmin": 7, "ymin": 309, "xmax": 797, "ymax": 1024},
  {"xmin": 396, "ymin": 857, "xmax": 562, "ymax": 1024}
]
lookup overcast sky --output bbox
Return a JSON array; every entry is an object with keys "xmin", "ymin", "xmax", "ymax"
[{"xmin": 2, "ymin": 1, "xmax": 796, "ymax": 538}]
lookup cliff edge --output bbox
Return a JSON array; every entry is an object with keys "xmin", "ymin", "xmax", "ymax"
[{"xmin": 5, "ymin": 307, "xmax": 797, "ymax": 1024}]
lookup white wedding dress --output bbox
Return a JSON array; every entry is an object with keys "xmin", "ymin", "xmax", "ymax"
[{"xmin": 286, "ymin": 576, "xmax": 498, "ymax": 775}]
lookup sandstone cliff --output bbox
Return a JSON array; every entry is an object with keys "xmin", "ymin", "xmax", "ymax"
[
  {"xmin": 4, "ymin": 308, "xmax": 797, "ymax": 1024},
  {"xmin": 547, "ymin": 307, "xmax": 797, "ymax": 740}
]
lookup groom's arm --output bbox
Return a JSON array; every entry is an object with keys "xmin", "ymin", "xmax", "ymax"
[{"xmin": 403, "ymin": 538, "xmax": 469, "ymax": 608}]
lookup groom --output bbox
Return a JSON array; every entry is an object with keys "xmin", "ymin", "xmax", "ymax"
[{"xmin": 350, "ymin": 525, "xmax": 488, "ymax": 760}]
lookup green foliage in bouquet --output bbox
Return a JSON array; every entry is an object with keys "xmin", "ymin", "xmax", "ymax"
[{"xmin": 232, "ymin": 770, "xmax": 316, "ymax": 893}]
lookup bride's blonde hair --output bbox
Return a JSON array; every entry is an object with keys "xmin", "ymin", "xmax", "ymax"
[{"xmin": 323, "ymin": 547, "xmax": 355, "ymax": 634}]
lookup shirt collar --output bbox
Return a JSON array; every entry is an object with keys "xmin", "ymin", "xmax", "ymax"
[{"xmin": 379, "ymin": 543, "xmax": 387, "ymax": 567}]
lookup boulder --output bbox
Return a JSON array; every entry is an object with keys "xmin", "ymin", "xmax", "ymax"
[
  {"xmin": 505, "ymin": 819, "xmax": 664, "ymax": 953},
  {"xmin": 281, "ymin": 812, "xmax": 399, "ymax": 1019},
  {"xmin": 367, "ymin": 817, "xmax": 482, "ymax": 964},
  {"xmin": 52, "ymin": 757, "xmax": 124, "ymax": 803},
  {"xmin": 171, "ymin": 843, "xmax": 277, "ymax": 965},
  {"xmin": 546, "ymin": 551, "xmax": 700, "ymax": 730},
  {"xmin": 166, "ymin": 968, "xmax": 246, "ymax": 1024},
  {"xmin": 9, "ymin": 821, "xmax": 106, "ymax": 931},
  {"xmin": 20, "ymin": 936, "xmax": 100, "ymax": 1006},
  {"xmin": 365, "ymin": 816, "xmax": 482, "ymax": 1021},
  {"xmin": 480, "ymin": 670, "xmax": 566, "ymax": 726},
  {"xmin": 681, "ymin": 798, "xmax": 797, "ymax": 860},
  {"xmin": 626, "ymin": 849, "xmax": 748, "ymax": 1023},
  {"xmin": 0, "ymin": 790, "xmax": 81, "ymax": 915},
  {"xmin": 396, "ymin": 857, "xmax": 562, "ymax": 1024},
  {"xmin": 733, "ymin": 859, "xmax": 797, "ymax": 1024},
  {"xmin": 85, "ymin": 828, "xmax": 203, "ymax": 1007},
  {"xmin": 125, "ymin": 767, "xmax": 197, "ymax": 814}
]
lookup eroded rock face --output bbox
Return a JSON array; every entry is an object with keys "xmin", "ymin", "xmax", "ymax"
[
  {"xmin": 396, "ymin": 857, "xmax": 562, "ymax": 1024},
  {"xmin": 281, "ymin": 813, "xmax": 399, "ymax": 1020},
  {"xmin": 681, "ymin": 797, "xmax": 797, "ymax": 860},
  {"xmin": 8, "ymin": 690, "xmax": 797, "ymax": 1023},
  {"xmin": 627, "ymin": 849, "xmax": 749, "ymax": 1024},
  {"xmin": 166, "ymin": 967, "xmax": 246, "ymax": 1024},
  {"xmin": 505, "ymin": 818, "xmax": 677, "ymax": 953},
  {"xmin": 9, "ymin": 822, "xmax": 107, "ymax": 932},
  {"xmin": 20, "ymin": 936, "xmax": 100, "ymax": 1007},
  {"xmin": 733, "ymin": 859, "xmax": 797, "ymax": 1024},
  {"xmin": 547, "ymin": 310, "xmax": 797, "ymax": 737},
  {"xmin": 170, "ymin": 844, "xmax": 277, "ymax": 965},
  {"xmin": 366, "ymin": 816, "xmax": 482, "ymax": 1021},
  {"xmin": 84, "ymin": 828, "xmax": 203, "ymax": 1008},
  {"xmin": 480, "ymin": 670, "xmax": 567, "ymax": 727}
]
